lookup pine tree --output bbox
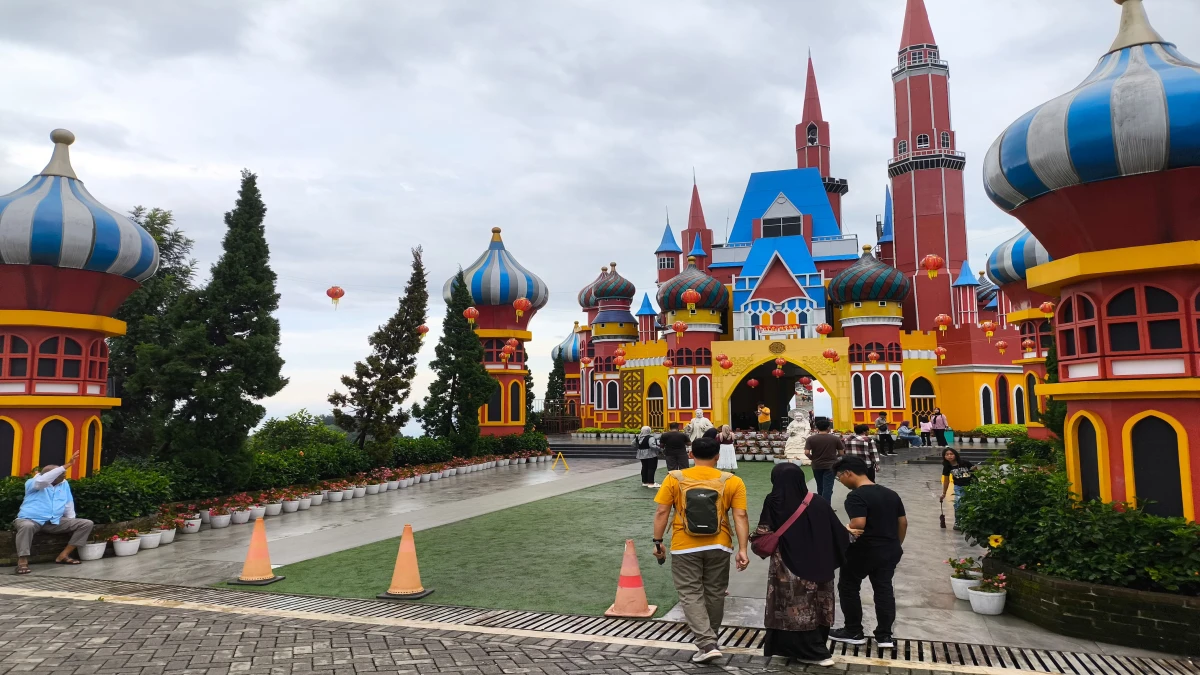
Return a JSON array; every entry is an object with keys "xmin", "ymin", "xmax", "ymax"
[
  {"xmin": 328, "ymin": 247, "xmax": 429, "ymax": 449},
  {"xmin": 140, "ymin": 170, "xmax": 287, "ymax": 490},
  {"xmin": 545, "ymin": 352, "xmax": 566, "ymax": 403},
  {"xmin": 524, "ymin": 369, "xmax": 536, "ymax": 431},
  {"xmin": 104, "ymin": 207, "xmax": 197, "ymax": 458},
  {"xmin": 413, "ymin": 270, "xmax": 496, "ymax": 454},
  {"xmin": 1041, "ymin": 338, "xmax": 1067, "ymax": 438}
]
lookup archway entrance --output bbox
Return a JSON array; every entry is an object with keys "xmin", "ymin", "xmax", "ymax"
[
  {"xmin": 730, "ymin": 361, "xmax": 815, "ymax": 431},
  {"xmin": 909, "ymin": 377, "xmax": 935, "ymax": 420},
  {"xmin": 646, "ymin": 382, "xmax": 664, "ymax": 430}
]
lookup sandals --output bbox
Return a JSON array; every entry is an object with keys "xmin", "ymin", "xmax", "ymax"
[
  {"xmin": 55, "ymin": 558, "xmax": 81, "ymax": 565},
  {"xmin": 15, "ymin": 565, "xmax": 30, "ymax": 575}
]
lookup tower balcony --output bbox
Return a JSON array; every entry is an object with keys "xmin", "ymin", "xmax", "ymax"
[
  {"xmin": 891, "ymin": 58, "xmax": 949, "ymax": 78},
  {"xmin": 887, "ymin": 148, "xmax": 966, "ymax": 178},
  {"xmin": 822, "ymin": 177, "xmax": 849, "ymax": 196}
]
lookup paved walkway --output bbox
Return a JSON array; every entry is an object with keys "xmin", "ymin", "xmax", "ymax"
[{"xmin": 21, "ymin": 459, "xmax": 637, "ymax": 587}]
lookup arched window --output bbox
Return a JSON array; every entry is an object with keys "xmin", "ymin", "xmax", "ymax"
[
  {"xmin": 84, "ymin": 418, "xmax": 101, "ymax": 475},
  {"xmin": 483, "ymin": 339, "xmax": 503, "ymax": 363},
  {"xmin": 1104, "ymin": 286, "xmax": 1185, "ymax": 354},
  {"xmin": 1013, "ymin": 386, "xmax": 1026, "ymax": 425},
  {"xmin": 594, "ymin": 380, "xmax": 603, "ymax": 408},
  {"xmin": 487, "ymin": 386, "xmax": 503, "ymax": 422},
  {"xmin": 0, "ymin": 418, "xmax": 15, "ymax": 477},
  {"xmin": 695, "ymin": 348, "xmax": 712, "ymax": 366},
  {"xmin": 1130, "ymin": 416, "xmax": 1184, "ymax": 518},
  {"xmin": 997, "ymin": 376, "xmax": 1011, "ymax": 424},
  {"xmin": 1058, "ymin": 293, "xmax": 1099, "ymax": 359},
  {"xmin": 849, "ymin": 343, "xmax": 864, "ymax": 363},
  {"xmin": 852, "ymin": 374, "xmax": 865, "ymax": 408},
  {"xmin": 897, "ymin": 140, "xmax": 908, "ymax": 156},
  {"xmin": 36, "ymin": 337, "xmax": 83, "ymax": 379},
  {"xmin": 940, "ymin": 131, "xmax": 951, "ymax": 148},
  {"xmin": 87, "ymin": 340, "xmax": 109, "ymax": 383},
  {"xmin": 678, "ymin": 348, "xmax": 694, "ymax": 366},
  {"xmin": 807, "ymin": 123, "xmax": 818, "ymax": 146},
  {"xmin": 890, "ymin": 373, "xmax": 903, "ymax": 409},
  {"xmin": 980, "ymin": 386, "xmax": 994, "ymax": 425},
  {"xmin": 916, "ymin": 134, "xmax": 930, "ymax": 149},
  {"xmin": 678, "ymin": 376, "xmax": 693, "ymax": 410},
  {"xmin": 886, "ymin": 343, "xmax": 902, "ymax": 363},
  {"xmin": 863, "ymin": 342, "xmax": 885, "ymax": 363},
  {"xmin": 668, "ymin": 377, "xmax": 676, "ymax": 409},
  {"xmin": 606, "ymin": 381, "xmax": 619, "ymax": 411},
  {"xmin": 0, "ymin": 335, "xmax": 29, "ymax": 380},
  {"xmin": 697, "ymin": 376, "xmax": 710, "ymax": 409},
  {"xmin": 38, "ymin": 419, "xmax": 69, "ymax": 467},
  {"xmin": 1194, "ymin": 291, "xmax": 1200, "ymax": 349},
  {"xmin": 1026, "ymin": 373, "xmax": 1041, "ymax": 423},
  {"xmin": 510, "ymin": 382, "xmax": 522, "ymax": 422},
  {"xmin": 1076, "ymin": 416, "xmax": 1101, "ymax": 501},
  {"xmin": 868, "ymin": 373, "xmax": 886, "ymax": 408}
]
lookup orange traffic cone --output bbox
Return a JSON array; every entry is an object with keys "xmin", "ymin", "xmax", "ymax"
[
  {"xmin": 604, "ymin": 539, "xmax": 657, "ymax": 618},
  {"xmin": 377, "ymin": 524, "xmax": 434, "ymax": 600},
  {"xmin": 229, "ymin": 518, "xmax": 284, "ymax": 586}
]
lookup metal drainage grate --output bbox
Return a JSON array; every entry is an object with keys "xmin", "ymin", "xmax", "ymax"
[{"xmin": 0, "ymin": 576, "xmax": 1194, "ymax": 675}]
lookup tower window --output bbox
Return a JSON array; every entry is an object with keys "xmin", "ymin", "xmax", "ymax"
[
  {"xmin": 897, "ymin": 140, "xmax": 908, "ymax": 155},
  {"xmin": 916, "ymin": 134, "xmax": 930, "ymax": 149},
  {"xmin": 807, "ymin": 123, "xmax": 818, "ymax": 146},
  {"xmin": 761, "ymin": 216, "xmax": 803, "ymax": 238},
  {"xmin": 940, "ymin": 132, "xmax": 951, "ymax": 148},
  {"xmin": 930, "ymin": 50, "xmax": 939, "ymax": 61},
  {"xmin": 658, "ymin": 256, "xmax": 676, "ymax": 270},
  {"xmin": 911, "ymin": 51, "xmax": 925, "ymax": 65}
]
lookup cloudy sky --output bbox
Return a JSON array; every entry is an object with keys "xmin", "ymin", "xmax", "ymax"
[{"xmin": 1, "ymin": 0, "xmax": 1196, "ymax": 430}]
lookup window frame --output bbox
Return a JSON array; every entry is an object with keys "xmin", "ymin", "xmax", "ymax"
[
  {"xmin": 678, "ymin": 375, "xmax": 693, "ymax": 410},
  {"xmin": 897, "ymin": 140, "xmax": 908, "ymax": 156},
  {"xmin": 606, "ymin": 381, "xmax": 619, "ymax": 411},
  {"xmin": 697, "ymin": 376, "xmax": 710, "ymax": 409},
  {"xmin": 851, "ymin": 373, "xmax": 865, "ymax": 409},
  {"xmin": 868, "ymin": 373, "xmax": 886, "ymax": 409},
  {"xmin": 890, "ymin": 373, "xmax": 903, "ymax": 409},
  {"xmin": 916, "ymin": 134, "xmax": 930, "ymax": 149},
  {"xmin": 0, "ymin": 335, "xmax": 30, "ymax": 380},
  {"xmin": 1101, "ymin": 284, "xmax": 1187, "ymax": 357},
  {"xmin": 940, "ymin": 131, "xmax": 950, "ymax": 148}
]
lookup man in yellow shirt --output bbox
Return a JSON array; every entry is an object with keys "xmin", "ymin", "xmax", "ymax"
[
  {"xmin": 757, "ymin": 402, "xmax": 772, "ymax": 431},
  {"xmin": 651, "ymin": 437, "xmax": 750, "ymax": 663}
]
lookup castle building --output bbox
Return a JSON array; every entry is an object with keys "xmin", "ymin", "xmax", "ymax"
[
  {"xmin": 985, "ymin": 0, "xmax": 1198, "ymax": 520},
  {"xmin": 0, "ymin": 130, "xmax": 160, "ymax": 478}
]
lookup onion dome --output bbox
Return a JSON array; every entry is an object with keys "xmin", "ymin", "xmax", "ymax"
[
  {"xmin": 976, "ymin": 272, "xmax": 998, "ymax": 307},
  {"xmin": 577, "ymin": 266, "xmax": 606, "ymax": 309},
  {"xmin": 828, "ymin": 245, "xmax": 910, "ymax": 305},
  {"xmin": 550, "ymin": 322, "xmax": 581, "ymax": 362},
  {"xmin": 443, "ymin": 227, "xmax": 549, "ymax": 308},
  {"xmin": 983, "ymin": 0, "xmax": 1200, "ymax": 256},
  {"xmin": 655, "ymin": 222, "xmax": 681, "ymax": 254},
  {"xmin": 986, "ymin": 228, "xmax": 1053, "ymax": 286},
  {"xmin": 591, "ymin": 261, "xmax": 636, "ymax": 301},
  {"xmin": 0, "ymin": 129, "xmax": 159, "ymax": 282},
  {"xmin": 657, "ymin": 256, "xmax": 728, "ymax": 312}
]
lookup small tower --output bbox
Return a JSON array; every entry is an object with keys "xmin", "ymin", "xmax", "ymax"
[
  {"xmin": 681, "ymin": 182, "xmax": 713, "ymax": 271},
  {"xmin": 551, "ymin": 322, "xmax": 583, "ymax": 418},
  {"xmin": 654, "ymin": 223, "xmax": 682, "ymax": 284},
  {"xmin": 635, "ymin": 293, "xmax": 659, "ymax": 343},
  {"xmin": 687, "ymin": 236, "xmax": 708, "ymax": 274},
  {"xmin": 577, "ymin": 263, "xmax": 637, "ymax": 429},
  {"xmin": 657, "ymin": 256, "xmax": 728, "ymax": 425},
  {"xmin": 796, "ymin": 53, "xmax": 849, "ymax": 227},
  {"xmin": 951, "ymin": 260, "xmax": 980, "ymax": 327},
  {"xmin": 877, "ymin": 187, "xmax": 895, "ymax": 267}
]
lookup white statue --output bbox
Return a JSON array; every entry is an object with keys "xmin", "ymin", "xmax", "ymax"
[{"xmin": 784, "ymin": 408, "xmax": 812, "ymax": 465}]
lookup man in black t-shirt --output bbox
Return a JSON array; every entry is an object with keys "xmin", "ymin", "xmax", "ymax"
[
  {"xmin": 804, "ymin": 417, "xmax": 844, "ymax": 504},
  {"xmin": 658, "ymin": 423, "xmax": 691, "ymax": 471},
  {"xmin": 829, "ymin": 455, "xmax": 907, "ymax": 649}
]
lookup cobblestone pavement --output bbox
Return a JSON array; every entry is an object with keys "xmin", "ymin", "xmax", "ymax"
[{"xmin": 0, "ymin": 596, "xmax": 933, "ymax": 675}]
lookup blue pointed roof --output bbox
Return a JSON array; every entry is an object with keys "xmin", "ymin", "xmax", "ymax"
[
  {"xmin": 879, "ymin": 187, "xmax": 894, "ymax": 244},
  {"xmin": 984, "ymin": 295, "xmax": 999, "ymax": 311},
  {"xmin": 728, "ymin": 168, "xmax": 841, "ymax": 244},
  {"xmin": 635, "ymin": 293, "xmax": 658, "ymax": 317},
  {"xmin": 655, "ymin": 222, "xmax": 681, "ymax": 254},
  {"xmin": 952, "ymin": 260, "xmax": 979, "ymax": 287},
  {"xmin": 687, "ymin": 235, "xmax": 706, "ymax": 258}
]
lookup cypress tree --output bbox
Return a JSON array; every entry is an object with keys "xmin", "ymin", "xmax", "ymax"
[
  {"xmin": 413, "ymin": 270, "xmax": 496, "ymax": 454},
  {"xmin": 141, "ymin": 170, "xmax": 287, "ymax": 490},
  {"xmin": 524, "ymin": 369, "xmax": 536, "ymax": 431},
  {"xmin": 545, "ymin": 352, "xmax": 566, "ymax": 403},
  {"xmin": 105, "ymin": 207, "xmax": 197, "ymax": 459},
  {"xmin": 1041, "ymin": 339, "xmax": 1067, "ymax": 438},
  {"xmin": 329, "ymin": 247, "xmax": 429, "ymax": 449}
]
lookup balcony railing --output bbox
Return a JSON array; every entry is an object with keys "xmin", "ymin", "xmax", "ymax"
[
  {"xmin": 889, "ymin": 148, "xmax": 966, "ymax": 164},
  {"xmin": 892, "ymin": 59, "xmax": 950, "ymax": 76}
]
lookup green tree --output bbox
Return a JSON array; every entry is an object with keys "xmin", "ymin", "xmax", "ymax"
[
  {"xmin": 413, "ymin": 270, "xmax": 496, "ymax": 455},
  {"xmin": 524, "ymin": 368, "xmax": 536, "ymax": 431},
  {"xmin": 140, "ymin": 170, "xmax": 287, "ymax": 491},
  {"xmin": 104, "ymin": 207, "xmax": 197, "ymax": 459},
  {"xmin": 1042, "ymin": 338, "xmax": 1067, "ymax": 438},
  {"xmin": 545, "ymin": 352, "xmax": 566, "ymax": 403},
  {"xmin": 328, "ymin": 247, "xmax": 429, "ymax": 449}
]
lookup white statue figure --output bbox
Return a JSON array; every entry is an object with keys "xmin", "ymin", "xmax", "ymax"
[{"xmin": 784, "ymin": 408, "xmax": 812, "ymax": 465}]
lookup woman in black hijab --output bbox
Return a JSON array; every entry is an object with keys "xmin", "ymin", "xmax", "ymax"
[{"xmin": 756, "ymin": 463, "xmax": 850, "ymax": 665}]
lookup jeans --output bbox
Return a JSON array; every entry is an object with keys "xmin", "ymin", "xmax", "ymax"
[
  {"xmin": 813, "ymin": 468, "xmax": 836, "ymax": 504},
  {"xmin": 953, "ymin": 484, "xmax": 965, "ymax": 512},
  {"xmin": 935, "ymin": 430, "xmax": 948, "ymax": 447},
  {"xmin": 640, "ymin": 457, "xmax": 659, "ymax": 484},
  {"xmin": 898, "ymin": 433, "xmax": 922, "ymax": 447},
  {"xmin": 671, "ymin": 549, "xmax": 731, "ymax": 649},
  {"xmin": 838, "ymin": 545, "xmax": 902, "ymax": 639},
  {"xmin": 876, "ymin": 433, "xmax": 894, "ymax": 454}
]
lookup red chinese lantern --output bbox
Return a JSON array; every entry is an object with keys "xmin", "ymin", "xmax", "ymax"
[
  {"xmin": 719, "ymin": 359, "xmax": 733, "ymax": 370},
  {"xmin": 580, "ymin": 356, "xmax": 593, "ymax": 368},
  {"xmin": 513, "ymin": 297, "xmax": 532, "ymax": 321},
  {"xmin": 774, "ymin": 357, "xmax": 786, "ymax": 367},
  {"xmin": 1039, "ymin": 301, "xmax": 1055, "ymax": 319},
  {"xmin": 822, "ymin": 348, "xmax": 838, "ymax": 362},
  {"xmin": 867, "ymin": 351, "xmax": 880, "ymax": 364},
  {"xmin": 934, "ymin": 346, "xmax": 948, "ymax": 363},
  {"xmin": 463, "ymin": 306, "xmax": 479, "ymax": 326},
  {"xmin": 613, "ymin": 356, "xmax": 626, "ymax": 367},
  {"xmin": 714, "ymin": 353, "xmax": 727, "ymax": 363},
  {"xmin": 995, "ymin": 339, "xmax": 1009, "ymax": 355},
  {"xmin": 921, "ymin": 254, "xmax": 945, "ymax": 279},
  {"xmin": 614, "ymin": 347, "xmax": 626, "ymax": 358},
  {"xmin": 417, "ymin": 324, "xmax": 429, "ymax": 340},
  {"xmin": 662, "ymin": 358, "xmax": 673, "ymax": 368},
  {"xmin": 1021, "ymin": 338, "xmax": 1036, "ymax": 352},
  {"xmin": 672, "ymin": 320, "xmax": 688, "ymax": 338},
  {"xmin": 746, "ymin": 378, "xmax": 759, "ymax": 389},
  {"xmin": 681, "ymin": 288, "xmax": 701, "ymax": 311},
  {"xmin": 934, "ymin": 314, "xmax": 953, "ymax": 333},
  {"xmin": 798, "ymin": 376, "xmax": 812, "ymax": 386},
  {"xmin": 506, "ymin": 338, "xmax": 519, "ymax": 349},
  {"xmin": 816, "ymin": 387, "xmax": 825, "ymax": 393},
  {"xmin": 772, "ymin": 368, "xmax": 785, "ymax": 379},
  {"xmin": 501, "ymin": 344, "xmax": 515, "ymax": 361},
  {"xmin": 326, "ymin": 285, "xmax": 345, "ymax": 309},
  {"xmin": 832, "ymin": 354, "xmax": 840, "ymax": 363},
  {"xmin": 815, "ymin": 323, "xmax": 833, "ymax": 338},
  {"xmin": 980, "ymin": 320, "xmax": 997, "ymax": 341}
]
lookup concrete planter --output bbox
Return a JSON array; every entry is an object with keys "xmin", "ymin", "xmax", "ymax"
[
  {"xmin": 282, "ymin": 500, "xmax": 300, "ymax": 513},
  {"xmin": 209, "ymin": 514, "xmax": 232, "ymax": 528},
  {"xmin": 387, "ymin": 480, "xmax": 399, "ymax": 490},
  {"xmin": 968, "ymin": 588, "xmax": 1006, "ymax": 615},
  {"xmin": 328, "ymin": 491, "xmax": 344, "ymax": 502},
  {"xmin": 137, "ymin": 531, "xmax": 161, "ymax": 549},
  {"xmin": 78, "ymin": 542, "xmax": 107, "ymax": 561},
  {"xmin": 231, "ymin": 509, "xmax": 251, "ymax": 525},
  {"xmin": 249, "ymin": 506, "xmax": 267, "ymax": 520},
  {"xmin": 951, "ymin": 575, "xmax": 980, "ymax": 600},
  {"xmin": 181, "ymin": 518, "xmax": 202, "ymax": 534},
  {"xmin": 420, "ymin": 474, "xmax": 430, "ymax": 483},
  {"xmin": 199, "ymin": 509, "xmax": 211, "ymax": 524},
  {"xmin": 353, "ymin": 486, "xmax": 366, "ymax": 498},
  {"xmin": 447, "ymin": 468, "xmax": 457, "ymax": 476},
  {"xmin": 430, "ymin": 472, "xmax": 441, "ymax": 481},
  {"xmin": 265, "ymin": 503, "xmax": 283, "ymax": 516},
  {"xmin": 112, "ymin": 539, "xmax": 140, "ymax": 557},
  {"xmin": 157, "ymin": 527, "xmax": 176, "ymax": 545},
  {"xmin": 366, "ymin": 484, "xmax": 381, "ymax": 495},
  {"xmin": 309, "ymin": 493, "xmax": 324, "ymax": 506},
  {"xmin": 298, "ymin": 497, "xmax": 312, "ymax": 510}
]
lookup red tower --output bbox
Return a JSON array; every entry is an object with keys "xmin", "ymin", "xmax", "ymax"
[
  {"xmin": 889, "ymin": 0, "xmax": 968, "ymax": 332},
  {"xmin": 680, "ymin": 182, "xmax": 713, "ymax": 274},
  {"xmin": 796, "ymin": 54, "xmax": 848, "ymax": 227}
]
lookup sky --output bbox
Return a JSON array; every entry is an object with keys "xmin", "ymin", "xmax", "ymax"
[{"xmin": 0, "ymin": 0, "xmax": 1196, "ymax": 431}]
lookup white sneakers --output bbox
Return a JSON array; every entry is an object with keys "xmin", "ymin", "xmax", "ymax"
[{"xmin": 691, "ymin": 648, "xmax": 722, "ymax": 663}]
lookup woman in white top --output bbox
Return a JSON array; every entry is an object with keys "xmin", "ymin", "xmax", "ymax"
[{"xmin": 715, "ymin": 425, "xmax": 738, "ymax": 471}]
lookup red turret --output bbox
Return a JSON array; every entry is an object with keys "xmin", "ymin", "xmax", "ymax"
[
  {"xmin": 681, "ymin": 181, "xmax": 713, "ymax": 273},
  {"xmin": 795, "ymin": 54, "xmax": 848, "ymax": 227},
  {"xmin": 889, "ymin": 0, "xmax": 967, "ymax": 331}
]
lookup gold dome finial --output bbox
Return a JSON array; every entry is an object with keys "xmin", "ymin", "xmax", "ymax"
[
  {"xmin": 862, "ymin": 244, "xmax": 873, "ymax": 253},
  {"xmin": 39, "ymin": 129, "xmax": 78, "ymax": 179},
  {"xmin": 490, "ymin": 227, "xmax": 502, "ymax": 242},
  {"xmin": 1109, "ymin": 0, "xmax": 1164, "ymax": 53}
]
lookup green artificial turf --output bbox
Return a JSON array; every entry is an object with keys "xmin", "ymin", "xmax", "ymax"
[{"xmin": 220, "ymin": 462, "xmax": 807, "ymax": 617}]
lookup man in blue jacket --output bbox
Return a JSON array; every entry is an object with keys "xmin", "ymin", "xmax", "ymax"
[{"xmin": 13, "ymin": 449, "xmax": 92, "ymax": 575}]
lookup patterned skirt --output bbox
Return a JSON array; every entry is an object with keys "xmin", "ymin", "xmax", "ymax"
[{"xmin": 763, "ymin": 553, "xmax": 835, "ymax": 660}]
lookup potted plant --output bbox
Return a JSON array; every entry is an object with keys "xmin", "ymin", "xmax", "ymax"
[
  {"xmin": 282, "ymin": 490, "xmax": 302, "ymax": 512},
  {"xmin": 298, "ymin": 493, "xmax": 312, "ymax": 510},
  {"xmin": 309, "ymin": 489, "xmax": 324, "ymax": 506},
  {"xmin": 945, "ymin": 557, "xmax": 982, "ymax": 599},
  {"xmin": 968, "ymin": 573, "xmax": 1008, "ymax": 615},
  {"xmin": 326, "ymin": 481, "xmax": 345, "ymax": 502},
  {"xmin": 78, "ymin": 536, "xmax": 108, "ymax": 561},
  {"xmin": 156, "ymin": 516, "xmax": 178, "ymax": 545},
  {"xmin": 209, "ymin": 503, "xmax": 233, "ymax": 528},
  {"xmin": 386, "ymin": 469, "xmax": 400, "ymax": 491},
  {"xmin": 230, "ymin": 494, "xmax": 253, "ymax": 524},
  {"xmin": 136, "ymin": 529, "xmax": 162, "ymax": 549},
  {"xmin": 110, "ymin": 529, "xmax": 141, "ymax": 556},
  {"xmin": 341, "ymin": 482, "xmax": 355, "ymax": 500},
  {"xmin": 249, "ymin": 501, "xmax": 267, "ymax": 519},
  {"xmin": 179, "ymin": 507, "xmax": 202, "ymax": 534}
]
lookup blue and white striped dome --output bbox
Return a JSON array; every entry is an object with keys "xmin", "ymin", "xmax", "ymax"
[
  {"xmin": 986, "ymin": 229, "xmax": 1053, "ymax": 287},
  {"xmin": 984, "ymin": 1, "xmax": 1200, "ymax": 213},
  {"xmin": 443, "ymin": 227, "xmax": 549, "ymax": 308},
  {"xmin": 0, "ymin": 130, "xmax": 159, "ymax": 282},
  {"xmin": 550, "ymin": 323, "xmax": 581, "ymax": 363}
]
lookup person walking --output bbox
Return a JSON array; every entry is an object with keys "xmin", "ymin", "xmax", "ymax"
[
  {"xmin": 939, "ymin": 448, "xmax": 975, "ymax": 531},
  {"xmin": 804, "ymin": 418, "xmax": 843, "ymax": 504},
  {"xmin": 659, "ymin": 422, "xmax": 691, "ymax": 471},
  {"xmin": 652, "ymin": 438, "xmax": 750, "ymax": 663},
  {"xmin": 716, "ymin": 425, "xmax": 738, "ymax": 471},
  {"xmin": 842, "ymin": 424, "xmax": 881, "ymax": 483},
  {"xmin": 874, "ymin": 413, "xmax": 895, "ymax": 456},
  {"xmin": 634, "ymin": 425, "xmax": 660, "ymax": 488},
  {"xmin": 930, "ymin": 408, "xmax": 950, "ymax": 447},
  {"xmin": 917, "ymin": 413, "xmax": 932, "ymax": 447},
  {"xmin": 756, "ymin": 463, "xmax": 849, "ymax": 666},
  {"xmin": 757, "ymin": 403, "xmax": 772, "ymax": 432},
  {"xmin": 685, "ymin": 409, "xmax": 714, "ymax": 445},
  {"xmin": 829, "ymin": 456, "xmax": 907, "ymax": 649}
]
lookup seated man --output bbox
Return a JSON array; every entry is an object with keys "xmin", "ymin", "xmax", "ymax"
[{"xmin": 13, "ymin": 449, "xmax": 92, "ymax": 575}]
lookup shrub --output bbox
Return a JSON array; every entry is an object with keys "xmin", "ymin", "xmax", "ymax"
[
  {"xmin": 69, "ymin": 462, "xmax": 174, "ymax": 525},
  {"xmin": 969, "ymin": 424, "xmax": 1026, "ymax": 438},
  {"xmin": 473, "ymin": 435, "xmax": 503, "ymax": 458},
  {"xmin": 1004, "ymin": 433, "xmax": 1057, "ymax": 463},
  {"xmin": 249, "ymin": 410, "xmax": 347, "ymax": 453},
  {"xmin": 388, "ymin": 437, "xmax": 454, "ymax": 466}
]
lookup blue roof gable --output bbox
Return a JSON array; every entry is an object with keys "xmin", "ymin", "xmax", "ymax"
[
  {"xmin": 952, "ymin": 260, "xmax": 979, "ymax": 287},
  {"xmin": 879, "ymin": 186, "xmax": 894, "ymax": 243},
  {"xmin": 635, "ymin": 293, "xmax": 658, "ymax": 317},
  {"xmin": 733, "ymin": 236, "xmax": 824, "ymax": 311},
  {"xmin": 655, "ymin": 223, "xmax": 681, "ymax": 254},
  {"xmin": 729, "ymin": 168, "xmax": 841, "ymax": 244}
]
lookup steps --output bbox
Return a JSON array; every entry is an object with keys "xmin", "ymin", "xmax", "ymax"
[
  {"xmin": 908, "ymin": 444, "xmax": 1007, "ymax": 465},
  {"xmin": 547, "ymin": 442, "xmax": 635, "ymax": 460}
]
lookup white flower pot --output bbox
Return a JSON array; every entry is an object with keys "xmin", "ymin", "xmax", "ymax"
[
  {"xmin": 199, "ymin": 509, "xmax": 211, "ymax": 524},
  {"xmin": 309, "ymin": 493, "xmax": 324, "ymax": 506},
  {"xmin": 377, "ymin": 482, "xmax": 387, "ymax": 492},
  {"xmin": 500, "ymin": 459, "xmax": 510, "ymax": 466},
  {"xmin": 387, "ymin": 480, "xmax": 399, "ymax": 490},
  {"xmin": 249, "ymin": 506, "xmax": 267, "ymax": 520},
  {"xmin": 181, "ymin": 518, "xmax": 202, "ymax": 534},
  {"xmin": 353, "ymin": 486, "xmax": 366, "ymax": 498},
  {"xmin": 282, "ymin": 500, "xmax": 300, "ymax": 513},
  {"xmin": 447, "ymin": 468, "xmax": 457, "ymax": 476},
  {"xmin": 341, "ymin": 488, "xmax": 354, "ymax": 500},
  {"xmin": 157, "ymin": 527, "xmax": 176, "ymax": 544},
  {"xmin": 430, "ymin": 472, "xmax": 441, "ymax": 481},
  {"xmin": 968, "ymin": 589, "xmax": 1007, "ymax": 615},
  {"xmin": 321, "ymin": 489, "xmax": 329, "ymax": 497},
  {"xmin": 328, "ymin": 491, "xmax": 344, "ymax": 502},
  {"xmin": 265, "ymin": 503, "xmax": 283, "ymax": 516},
  {"xmin": 209, "ymin": 514, "xmax": 232, "ymax": 528},
  {"xmin": 298, "ymin": 497, "xmax": 312, "ymax": 510},
  {"xmin": 137, "ymin": 531, "xmax": 162, "ymax": 549},
  {"xmin": 366, "ymin": 484, "xmax": 380, "ymax": 495},
  {"xmin": 78, "ymin": 542, "xmax": 107, "ymax": 561},
  {"xmin": 231, "ymin": 509, "xmax": 251, "ymax": 524},
  {"xmin": 951, "ymin": 576, "xmax": 981, "ymax": 600},
  {"xmin": 112, "ymin": 539, "xmax": 140, "ymax": 556}
]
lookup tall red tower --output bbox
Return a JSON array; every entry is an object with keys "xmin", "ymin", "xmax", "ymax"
[
  {"xmin": 889, "ymin": 0, "xmax": 968, "ymax": 331},
  {"xmin": 796, "ymin": 54, "xmax": 848, "ymax": 227},
  {"xmin": 681, "ymin": 182, "xmax": 713, "ymax": 274}
]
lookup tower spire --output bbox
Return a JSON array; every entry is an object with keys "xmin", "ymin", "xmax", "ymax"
[
  {"xmin": 686, "ymin": 182, "xmax": 707, "ymax": 231},
  {"xmin": 802, "ymin": 53, "xmax": 823, "ymax": 123},
  {"xmin": 899, "ymin": 0, "xmax": 936, "ymax": 49}
]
